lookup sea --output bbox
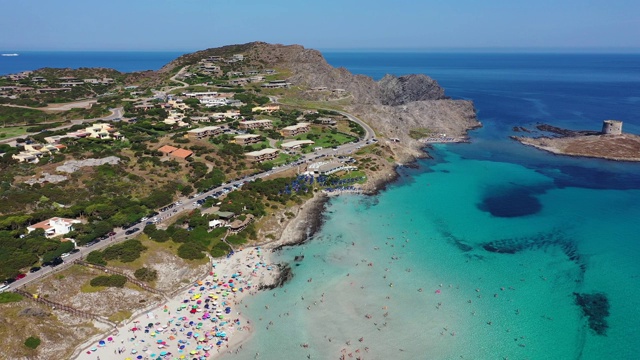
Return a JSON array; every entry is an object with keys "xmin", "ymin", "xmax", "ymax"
[
  {"xmin": 2, "ymin": 51, "xmax": 640, "ymax": 359},
  {"xmin": 0, "ymin": 51, "xmax": 185, "ymax": 75}
]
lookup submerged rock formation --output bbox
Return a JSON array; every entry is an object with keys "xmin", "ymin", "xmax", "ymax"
[
  {"xmin": 574, "ymin": 292, "xmax": 610, "ymax": 335},
  {"xmin": 482, "ymin": 230, "xmax": 587, "ymax": 274},
  {"xmin": 259, "ymin": 264, "xmax": 293, "ymax": 290}
]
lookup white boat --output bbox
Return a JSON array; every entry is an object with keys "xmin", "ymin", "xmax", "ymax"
[{"xmin": 1, "ymin": 53, "xmax": 19, "ymax": 57}]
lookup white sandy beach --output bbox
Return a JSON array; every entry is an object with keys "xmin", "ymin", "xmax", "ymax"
[{"xmin": 74, "ymin": 246, "xmax": 279, "ymax": 360}]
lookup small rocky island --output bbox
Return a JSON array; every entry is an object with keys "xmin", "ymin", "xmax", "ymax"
[{"xmin": 512, "ymin": 120, "xmax": 640, "ymax": 161}]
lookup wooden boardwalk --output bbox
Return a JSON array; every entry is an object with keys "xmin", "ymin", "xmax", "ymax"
[
  {"xmin": 74, "ymin": 260, "xmax": 167, "ymax": 299},
  {"xmin": 12, "ymin": 288, "xmax": 116, "ymax": 327}
]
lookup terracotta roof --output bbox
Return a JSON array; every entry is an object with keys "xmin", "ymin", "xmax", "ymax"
[
  {"xmin": 170, "ymin": 148, "xmax": 193, "ymax": 159},
  {"xmin": 158, "ymin": 145, "xmax": 178, "ymax": 153}
]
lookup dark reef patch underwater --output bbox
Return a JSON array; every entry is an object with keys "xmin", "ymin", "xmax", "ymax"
[
  {"xmin": 574, "ymin": 292, "xmax": 610, "ymax": 336},
  {"xmin": 478, "ymin": 186, "xmax": 543, "ymax": 217}
]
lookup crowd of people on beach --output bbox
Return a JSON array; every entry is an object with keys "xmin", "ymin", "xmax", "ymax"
[{"xmin": 78, "ymin": 247, "xmax": 275, "ymax": 360}]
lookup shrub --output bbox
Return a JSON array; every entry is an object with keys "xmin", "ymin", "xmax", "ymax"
[
  {"xmin": 210, "ymin": 241, "xmax": 231, "ymax": 258},
  {"xmin": 86, "ymin": 251, "xmax": 107, "ymax": 266},
  {"xmin": 0, "ymin": 292, "xmax": 23, "ymax": 303},
  {"xmin": 102, "ymin": 240, "xmax": 146, "ymax": 263},
  {"xmin": 90, "ymin": 275, "xmax": 127, "ymax": 288},
  {"xmin": 134, "ymin": 267, "xmax": 158, "ymax": 282},
  {"xmin": 148, "ymin": 229, "xmax": 170, "ymax": 243},
  {"xmin": 226, "ymin": 234, "xmax": 246, "ymax": 245},
  {"xmin": 24, "ymin": 336, "xmax": 41, "ymax": 349},
  {"xmin": 177, "ymin": 242, "xmax": 206, "ymax": 260}
]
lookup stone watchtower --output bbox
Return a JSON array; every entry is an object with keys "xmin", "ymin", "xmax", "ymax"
[{"xmin": 602, "ymin": 120, "xmax": 623, "ymax": 135}]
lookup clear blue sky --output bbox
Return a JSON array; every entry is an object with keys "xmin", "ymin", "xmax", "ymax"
[{"xmin": 1, "ymin": 0, "xmax": 639, "ymax": 51}]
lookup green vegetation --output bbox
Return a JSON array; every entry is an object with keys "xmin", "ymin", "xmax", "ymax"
[
  {"xmin": 408, "ymin": 127, "xmax": 434, "ymax": 139},
  {"xmin": 0, "ymin": 292, "xmax": 23, "ymax": 303},
  {"xmin": 0, "ymin": 50, "xmax": 373, "ymax": 281},
  {"xmin": 293, "ymin": 126, "xmax": 356, "ymax": 149},
  {"xmin": 24, "ymin": 336, "xmax": 41, "ymax": 349},
  {"xmin": 0, "ymin": 229, "xmax": 72, "ymax": 280},
  {"xmin": 85, "ymin": 240, "xmax": 146, "ymax": 266},
  {"xmin": 133, "ymin": 267, "xmax": 158, "ymax": 282},
  {"xmin": 86, "ymin": 251, "xmax": 107, "ymax": 266},
  {"xmin": 210, "ymin": 241, "xmax": 232, "ymax": 258},
  {"xmin": 0, "ymin": 126, "xmax": 29, "ymax": 138},
  {"xmin": 0, "ymin": 106, "xmax": 50, "ymax": 126},
  {"xmin": 102, "ymin": 240, "xmax": 147, "ymax": 263},
  {"xmin": 89, "ymin": 274, "xmax": 127, "ymax": 288},
  {"xmin": 177, "ymin": 242, "xmax": 206, "ymax": 260}
]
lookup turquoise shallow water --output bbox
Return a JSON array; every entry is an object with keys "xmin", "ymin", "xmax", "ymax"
[
  {"xmin": 226, "ymin": 53, "xmax": 640, "ymax": 359},
  {"xmin": 232, "ymin": 147, "xmax": 640, "ymax": 359}
]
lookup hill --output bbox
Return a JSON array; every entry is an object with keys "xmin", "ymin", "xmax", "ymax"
[{"xmin": 160, "ymin": 41, "xmax": 480, "ymax": 161}]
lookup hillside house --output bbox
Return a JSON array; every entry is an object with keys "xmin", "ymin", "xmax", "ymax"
[
  {"xmin": 280, "ymin": 122, "xmax": 310, "ymax": 137},
  {"xmin": 234, "ymin": 134, "xmax": 262, "ymax": 146},
  {"xmin": 238, "ymin": 119, "xmax": 273, "ymax": 130},
  {"xmin": 186, "ymin": 126, "xmax": 223, "ymax": 139},
  {"xmin": 245, "ymin": 148, "xmax": 279, "ymax": 162},
  {"xmin": 27, "ymin": 217, "xmax": 82, "ymax": 238}
]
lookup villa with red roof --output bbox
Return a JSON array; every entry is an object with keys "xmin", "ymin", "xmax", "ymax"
[{"xmin": 157, "ymin": 145, "xmax": 193, "ymax": 160}]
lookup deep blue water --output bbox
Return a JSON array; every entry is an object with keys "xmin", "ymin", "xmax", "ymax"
[
  {"xmin": 2, "ymin": 50, "xmax": 640, "ymax": 358},
  {"xmin": 324, "ymin": 52, "xmax": 640, "ymax": 188},
  {"xmin": 232, "ymin": 52, "xmax": 640, "ymax": 359},
  {"xmin": 0, "ymin": 51, "xmax": 186, "ymax": 75}
]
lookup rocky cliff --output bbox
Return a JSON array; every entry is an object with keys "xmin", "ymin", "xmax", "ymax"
[
  {"xmin": 378, "ymin": 74, "xmax": 448, "ymax": 105},
  {"xmin": 162, "ymin": 42, "xmax": 481, "ymax": 161}
]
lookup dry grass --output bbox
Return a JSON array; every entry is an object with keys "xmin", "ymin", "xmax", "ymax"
[
  {"xmin": 0, "ymin": 300, "xmax": 99, "ymax": 360},
  {"xmin": 108, "ymin": 310, "xmax": 132, "ymax": 323},
  {"xmin": 80, "ymin": 282, "xmax": 106, "ymax": 293}
]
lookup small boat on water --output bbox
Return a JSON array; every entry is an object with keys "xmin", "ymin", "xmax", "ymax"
[{"xmin": 1, "ymin": 53, "xmax": 19, "ymax": 57}]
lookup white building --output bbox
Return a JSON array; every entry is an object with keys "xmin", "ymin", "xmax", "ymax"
[{"xmin": 27, "ymin": 217, "xmax": 82, "ymax": 238}]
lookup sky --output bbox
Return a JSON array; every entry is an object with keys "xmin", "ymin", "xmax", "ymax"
[{"xmin": 1, "ymin": 0, "xmax": 639, "ymax": 52}]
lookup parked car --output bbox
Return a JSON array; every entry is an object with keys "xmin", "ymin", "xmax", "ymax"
[
  {"xmin": 125, "ymin": 227, "xmax": 140, "ymax": 235},
  {"xmin": 70, "ymin": 249, "xmax": 80, "ymax": 254},
  {"xmin": 15, "ymin": 273, "xmax": 26, "ymax": 280},
  {"xmin": 43, "ymin": 256, "xmax": 63, "ymax": 267},
  {"xmin": 108, "ymin": 232, "xmax": 116, "ymax": 236},
  {"xmin": 50, "ymin": 257, "xmax": 63, "ymax": 267},
  {"xmin": 60, "ymin": 252, "xmax": 70, "ymax": 258},
  {"xmin": 29, "ymin": 266, "xmax": 41, "ymax": 273}
]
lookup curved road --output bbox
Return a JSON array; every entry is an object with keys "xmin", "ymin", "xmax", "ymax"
[
  {"xmin": 0, "ymin": 107, "xmax": 123, "ymax": 145},
  {"xmin": 6, "ymin": 100, "xmax": 376, "ymax": 291}
]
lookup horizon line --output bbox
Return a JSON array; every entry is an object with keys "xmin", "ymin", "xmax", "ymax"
[{"xmin": 2, "ymin": 46, "xmax": 640, "ymax": 54}]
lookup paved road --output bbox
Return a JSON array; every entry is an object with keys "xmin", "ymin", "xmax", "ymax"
[{"xmin": 6, "ymin": 106, "xmax": 376, "ymax": 291}]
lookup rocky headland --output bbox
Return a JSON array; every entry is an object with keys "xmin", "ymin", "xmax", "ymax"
[
  {"xmin": 512, "ymin": 124, "xmax": 640, "ymax": 162},
  {"xmin": 161, "ymin": 42, "xmax": 481, "ymax": 163}
]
